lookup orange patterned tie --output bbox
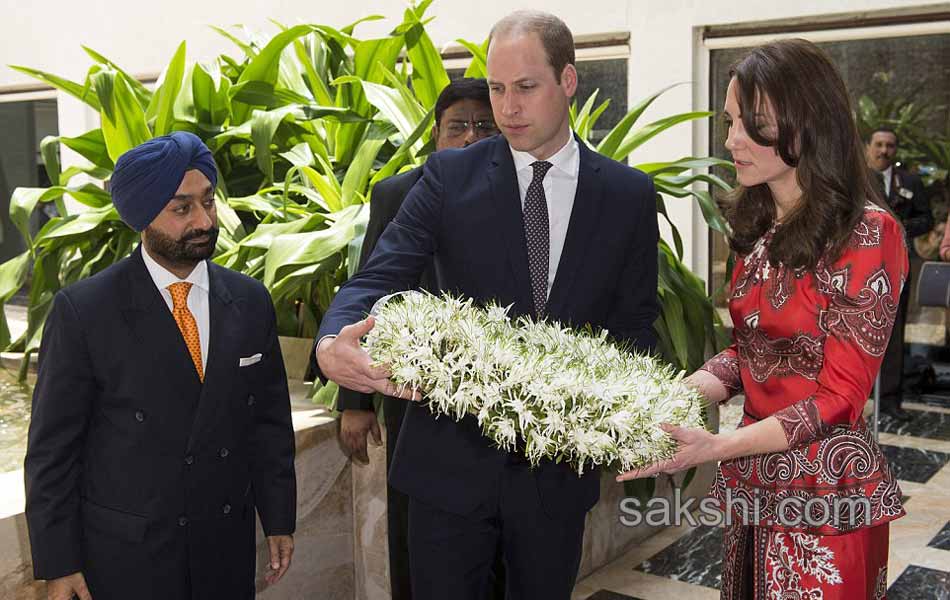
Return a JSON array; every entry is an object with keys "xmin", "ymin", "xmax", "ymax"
[{"xmin": 168, "ymin": 282, "xmax": 204, "ymax": 382}]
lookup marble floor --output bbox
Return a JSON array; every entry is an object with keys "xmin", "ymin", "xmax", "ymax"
[{"xmin": 573, "ymin": 396, "xmax": 950, "ymax": 600}]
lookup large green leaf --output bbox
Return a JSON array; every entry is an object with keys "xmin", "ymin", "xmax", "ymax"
[
  {"xmin": 657, "ymin": 280, "xmax": 690, "ymax": 368},
  {"xmin": 269, "ymin": 254, "xmax": 343, "ymax": 302},
  {"xmin": 0, "ymin": 251, "xmax": 32, "ymax": 349},
  {"xmin": 299, "ymin": 165, "xmax": 343, "ymax": 212},
  {"xmin": 339, "ymin": 14, "xmax": 386, "ymax": 35},
  {"xmin": 146, "ymin": 41, "xmax": 188, "ymax": 136},
  {"xmin": 211, "ymin": 25, "xmax": 256, "ymax": 59},
  {"xmin": 276, "ymin": 36, "xmax": 316, "ymax": 103},
  {"xmin": 262, "ymin": 204, "xmax": 364, "ymax": 286},
  {"xmin": 82, "ymin": 46, "xmax": 152, "ymax": 110},
  {"xmin": 232, "ymin": 24, "xmax": 315, "ymax": 122},
  {"xmin": 192, "ymin": 61, "xmax": 233, "ymax": 127},
  {"xmin": 94, "ymin": 71, "xmax": 152, "ymax": 162},
  {"xmin": 40, "ymin": 135, "xmax": 62, "ymax": 187},
  {"xmin": 341, "ymin": 124, "xmax": 390, "ymax": 207},
  {"xmin": 351, "ymin": 36, "xmax": 405, "ymax": 112},
  {"xmin": 456, "ymin": 38, "xmax": 488, "ymax": 78},
  {"xmin": 10, "ymin": 187, "xmax": 58, "ymax": 249},
  {"xmin": 294, "ymin": 35, "xmax": 334, "ymax": 105},
  {"xmin": 39, "ymin": 206, "xmax": 121, "ymax": 242},
  {"xmin": 370, "ymin": 108, "xmax": 434, "ymax": 185},
  {"xmin": 59, "ymin": 129, "xmax": 114, "ymax": 170},
  {"xmin": 613, "ymin": 111, "xmax": 713, "ymax": 159},
  {"xmin": 249, "ymin": 105, "xmax": 303, "ymax": 183},
  {"xmin": 655, "ymin": 193, "xmax": 684, "ymax": 260},
  {"xmin": 8, "ymin": 65, "xmax": 101, "ymax": 110},
  {"xmin": 215, "ymin": 195, "xmax": 245, "ymax": 240},
  {"xmin": 635, "ymin": 156, "xmax": 733, "ymax": 176},
  {"xmin": 572, "ymin": 90, "xmax": 611, "ymax": 141},
  {"xmin": 401, "ymin": 2, "xmax": 449, "ymax": 110},
  {"xmin": 339, "ymin": 76, "xmax": 425, "ymax": 151},
  {"xmin": 597, "ymin": 82, "xmax": 686, "ymax": 159}
]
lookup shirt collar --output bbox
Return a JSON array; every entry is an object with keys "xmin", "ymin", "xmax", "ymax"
[
  {"xmin": 141, "ymin": 245, "xmax": 209, "ymax": 294},
  {"xmin": 509, "ymin": 134, "xmax": 579, "ymax": 178},
  {"xmin": 882, "ymin": 165, "xmax": 894, "ymax": 181}
]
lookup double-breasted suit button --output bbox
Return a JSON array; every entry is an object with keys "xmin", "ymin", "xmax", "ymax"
[
  {"xmin": 184, "ymin": 455, "xmax": 194, "ymax": 466},
  {"xmin": 247, "ymin": 394, "xmax": 255, "ymax": 406},
  {"xmin": 222, "ymin": 503, "xmax": 231, "ymax": 515},
  {"xmin": 177, "ymin": 516, "xmax": 188, "ymax": 527},
  {"xmin": 219, "ymin": 447, "xmax": 229, "ymax": 458},
  {"xmin": 134, "ymin": 410, "xmax": 145, "ymax": 422}
]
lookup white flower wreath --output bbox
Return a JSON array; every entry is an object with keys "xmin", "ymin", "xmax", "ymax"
[{"xmin": 364, "ymin": 292, "xmax": 706, "ymax": 476}]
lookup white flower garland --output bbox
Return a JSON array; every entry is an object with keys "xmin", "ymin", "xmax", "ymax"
[{"xmin": 363, "ymin": 292, "xmax": 705, "ymax": 476}]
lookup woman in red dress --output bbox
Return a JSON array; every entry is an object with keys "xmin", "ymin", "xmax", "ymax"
[{"xmin": 618, "ymin": 39, "xmax": 907, "ymax": 599}]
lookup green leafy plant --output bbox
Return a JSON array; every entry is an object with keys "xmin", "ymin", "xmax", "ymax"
[{"xmin": 2, "ymin": 2, "xmax": 730, "ymax": 398}]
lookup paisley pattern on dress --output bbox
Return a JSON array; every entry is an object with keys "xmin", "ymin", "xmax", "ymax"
[
  {"xmin": 701, "ymin": 207, "xmax": 907, "ymax": 598},
  {"xmin": 817, "ymin": 266, "xmax": 898, "ymax": 357},
  {"xmin": 774, "ymin": 396, "xmax": 831, "ymax": 450},
  {"xmin": 702, "ymin": 351, "xmax": 743, "ymax": 397},
  {"xmin": 735, "ymin": 326, "xmax": 824, "ymax": 383},
  {"xmin": 714, "ymin": 418, "xmax": 903, "ymax": 535},
  {"xmin": 719, "ymin": 521, "xmax": 891, "ymax": 599}
]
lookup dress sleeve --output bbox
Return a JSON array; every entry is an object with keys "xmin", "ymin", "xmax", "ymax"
[
  {"xmin": 700, "ymin": 345, "xmax": 742, "ymax": 400},
  {"xmin": 773, "ymin": 211, "xmax": 909, "ymax": 449}
]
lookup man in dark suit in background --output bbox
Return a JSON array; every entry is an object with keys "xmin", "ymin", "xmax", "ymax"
[
  {"xmin": 315, "ymin": 10, "xmax": 658, "ymax": 600},
  {"xmin": 25, "ymin": 132, "xmax": 297, "ymax": 600},
  {"xmin": 337, "ymin": 78, "xmax": 499, "ymax": 600},
  {"xmin": 867, "ymin": 126, "xmax": 932, "ymax": 422}
]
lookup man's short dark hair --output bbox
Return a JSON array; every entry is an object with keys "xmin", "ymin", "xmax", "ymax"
[
  {"xmin": 434, "ymin": 78, "xmax": 491, "ymax": 127},
  {"xmin": 489, "ymin": 10, "xmax": 575, "ymax": 83},
  {"xmin": 868, "ymin": 125, "xmax": 899, "ymax": 146}
]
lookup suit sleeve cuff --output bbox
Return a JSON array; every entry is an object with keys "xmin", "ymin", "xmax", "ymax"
[
  {"xmin": 336, "ymin": 387, "xmax": 376, "ymax": 412},
  {"xmin": 311, "ymin": 335, "xmax": 337, "ymax": 384}
]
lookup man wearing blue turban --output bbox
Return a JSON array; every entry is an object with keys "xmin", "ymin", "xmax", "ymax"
[{"xmin": 24, "ymin": 132, "xmax": 298, "ymax": 600}]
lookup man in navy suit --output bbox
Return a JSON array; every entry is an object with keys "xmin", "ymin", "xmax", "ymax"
[
  {"xmin": 337, "ymin": 77, "xmax": 501, "ymax": 600},
  {"xmin": 25, "ymin": 133, "xmax": 296, "ymax": 600},
  {"xmin": 866, "ymin": 126, "xmax": 932, "ymax": 422},
  {"xmin": 315, "ymin": 10, "xmax": 658, "ymax": 600}
]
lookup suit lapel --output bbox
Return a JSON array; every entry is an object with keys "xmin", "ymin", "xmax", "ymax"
[
  {"xmin": 547, "ymin": 139, "xmax": 604, "ymax": 317},
  {"xmin": 186, "ymin": 264, "xmax": 238, "ymax": 452},
  {"xmin": 487, "ymin": 136, "xmax": 533, "ymax": 313},
  {"xmin": 119, "ymin": 247, "xmax": 204, "ymax": 396}
]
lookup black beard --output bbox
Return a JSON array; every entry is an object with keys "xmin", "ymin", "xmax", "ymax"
[{"xmin": 143, "ymin": 225, "xmax": 219, "ymax": 268}]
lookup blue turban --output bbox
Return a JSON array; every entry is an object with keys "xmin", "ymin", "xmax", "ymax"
[{"xmin": 111, "ymin": 132, "xmax": 218, "ymax": 232}]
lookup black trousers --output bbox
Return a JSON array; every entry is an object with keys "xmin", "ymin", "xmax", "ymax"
[
  {"xmin": 879, "ymin": 269, "xmax": 911, "ymax": 411},
  {"xmin": 406, "ymin": 457, "xmax": 587, "ymax": 600},
  {"xmin": 385, "ymin": 398, "xmax": 507, "ymax": 600}
]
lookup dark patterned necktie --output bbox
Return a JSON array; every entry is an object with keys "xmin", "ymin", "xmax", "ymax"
[{"xmin": 524, "ymin": 160, "xmax": 553, "ymax": 315}]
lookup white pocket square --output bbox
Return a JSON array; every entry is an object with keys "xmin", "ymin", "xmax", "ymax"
[{"xmin": 239, "ymin": 353, "xmax": 263, "ymax": 367}]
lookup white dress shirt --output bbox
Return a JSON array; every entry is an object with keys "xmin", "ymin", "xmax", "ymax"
[
  {"xmin": 509, "ymin": 135, "xmax": 580, "ymax": 298},
  {"xmin": 881, "ymin": 165, "xmax": 893, "ymax": 197},
  {"xmin": 141, "ymin": 246, "xmax": 211, "ymax": 368}
]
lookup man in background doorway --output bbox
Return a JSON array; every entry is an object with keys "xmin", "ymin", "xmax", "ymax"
[
  {"xmin": 867, "ymin": 125, "xmax": 931, "ymax": 422},
  {"xmin": 336, "ymin": 77, "xmax": 501, "ymax": 600}
]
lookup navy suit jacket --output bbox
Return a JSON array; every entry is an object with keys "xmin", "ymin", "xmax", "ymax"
[
  {"xmin": 337, "ymin": 166, "xmax": 435, "ymax": 412},
  {"xmin": 25, "ymin": 247, "xmax": 296, "ymax": 599},
  {"xmin": 317, "ymin": 133, "xmax": 658, "ymax": 518},
  {"xmin": 886, "ymin": 168, "xmax": 931, "ymax": 241}
]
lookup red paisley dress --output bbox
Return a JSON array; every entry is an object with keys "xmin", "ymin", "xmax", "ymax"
[{"xmin": 701, "ymin": 206, "xmax": 908, "ymax": 599}]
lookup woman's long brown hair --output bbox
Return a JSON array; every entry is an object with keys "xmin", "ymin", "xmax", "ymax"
[{"xmin": 723, "ymin": 38, "xmax": 890, "ymax": 270}]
